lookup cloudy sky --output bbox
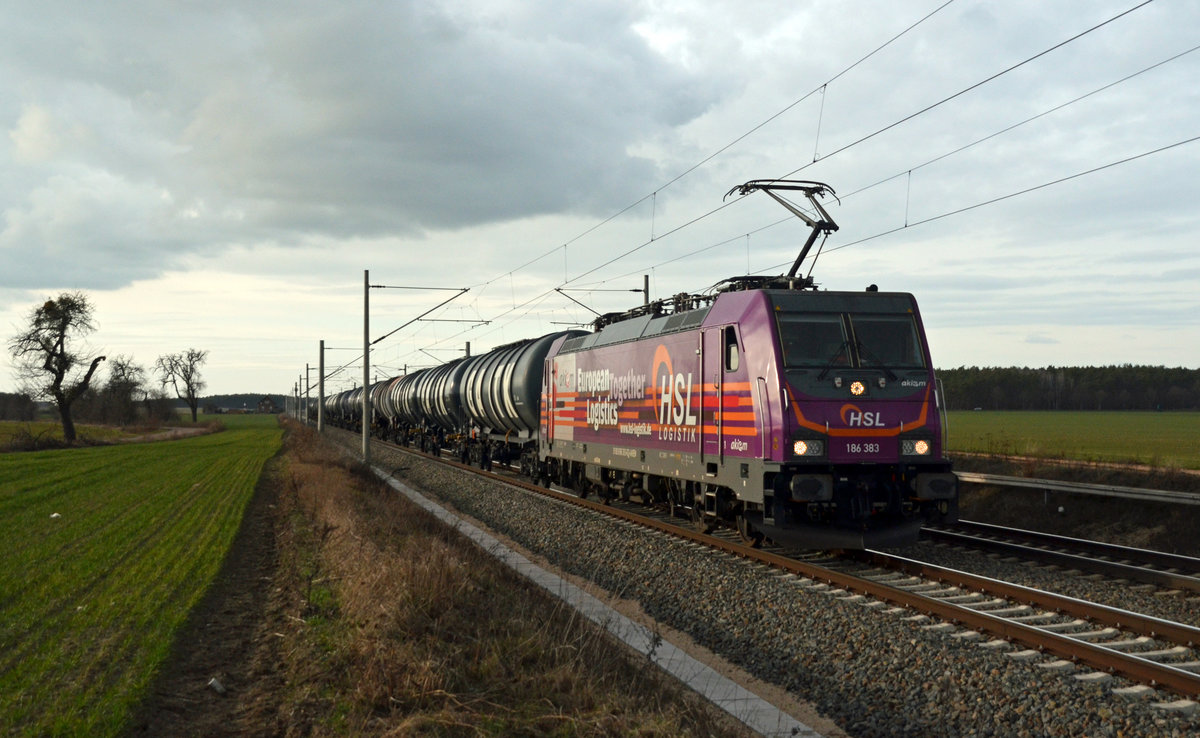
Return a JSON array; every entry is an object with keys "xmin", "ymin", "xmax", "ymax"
[{"xmin": 3, "ymin": 0, "xmax": 1198, "ymax": 398}]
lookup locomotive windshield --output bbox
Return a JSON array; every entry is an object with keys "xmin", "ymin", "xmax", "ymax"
[
  {"xmin": 851, "ymin": 314, "xmax": 925, "ymax": 369},
  {"xmin": 778, "ymin": 314, "xmax": 848, "ymax": 368},
  {"xmin": 777, "ymin": 312, "xmax": 926, "ymax": 369}
]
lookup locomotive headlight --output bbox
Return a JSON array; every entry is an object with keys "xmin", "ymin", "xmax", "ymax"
[
  {"xmin": 793, "ymin": 439, "xmax": 824, "ymax": 456},
  {"xmin": 901, "ymin": 439, "xmax": 931, "ymax": 456},
  {"xmin": 850, "ymin": 380, "xmax": 866, "ymax": 396}
]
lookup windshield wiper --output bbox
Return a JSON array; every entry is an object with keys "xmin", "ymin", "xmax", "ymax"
[
  {"xmin": 855, "ymin": 341, "xmax": 898, "ymax": 381},
  {"xmin": 816, "ymin": 341, "xmax": 851, "ymax": 380}
]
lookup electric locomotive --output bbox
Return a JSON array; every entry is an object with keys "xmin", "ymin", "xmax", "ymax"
[{"xmin": 537, "ymin": 278, "xmax": 957, "ymax": 548}]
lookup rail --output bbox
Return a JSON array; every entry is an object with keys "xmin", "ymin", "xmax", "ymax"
[
  {"xmin": 955, "ymin": 471, "xmax": 1200, "ymax": 506},
  {"xmin": 922, "ymin": 523, "xmax": 1200, "ymax": 593}
]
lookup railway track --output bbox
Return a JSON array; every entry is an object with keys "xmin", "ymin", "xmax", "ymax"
[
  {"xmin": 833, "ymin": 550, "xmax": 1200, "ymax": 699},
  {"xmin": 922, "ymin": 520, "xmax": 1200, "ymax": 595},
  {"xmin": 373, "ymin": 435, "xmax": 1200, "ymax": 705}
]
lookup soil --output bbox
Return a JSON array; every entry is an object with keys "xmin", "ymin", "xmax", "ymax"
[
  {"xmin": 127, "ymin": 453, "xmax": 286, "ymax": 737},
  {"xmin": 117, "ymin": 426, "xmax": 213, "ymax": 444}
]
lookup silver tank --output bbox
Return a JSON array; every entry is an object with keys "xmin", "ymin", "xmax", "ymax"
[
  {"xmin": 460, "ymin": 331, "xmax": 585, "ymax": 437},
  {"xmin": 413, "ymin": 359, "xmax": 472, "ymax": 431},
  {"xmin": 387, "ymin": 370, "xmax": 427, "ymax": 426},
  {"xmin": 375, "ymin": 375, "xmax": 406, "ymax": 421},
  {"xmin": 368, "ymin": 380, "xmax": 389, "ymax": 422}
]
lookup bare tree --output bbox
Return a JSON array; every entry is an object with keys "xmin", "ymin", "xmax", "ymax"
[
  {"xmin": 7, "ymin": 291, "xmax": 106, "ymax": 442},
  {"xmin": 101, "ymin": 355, "xmax": 148, "ymax": 425},
  {"xmin": 156, "ymin": 349, "xmax": 208, "ymax": 422}
]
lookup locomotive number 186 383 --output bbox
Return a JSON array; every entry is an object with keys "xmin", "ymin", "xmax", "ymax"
[{"xmin": 845, "ymin": 442, "xmax": 880, "ymax": 454}]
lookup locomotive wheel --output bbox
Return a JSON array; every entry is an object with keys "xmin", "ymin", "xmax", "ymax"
[
  {"xmin": 593, "ymin": 482, "xmax": 613, "ymax": 504},
  {"xmin": 619, "ymin": 481, "xmax": 634, "ymax": 502},
  {"xmin": 737, "ymin": 515, "xmax": 764, "ymax": 548}
]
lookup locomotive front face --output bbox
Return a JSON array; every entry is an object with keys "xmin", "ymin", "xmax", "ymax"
[
  {"xmin": 764, "ymin": 290, "xmax": 957, "ymax": 544},
  {"xmin": 772, "ymin": 292, "xmax": 939, "ymax": 463}
]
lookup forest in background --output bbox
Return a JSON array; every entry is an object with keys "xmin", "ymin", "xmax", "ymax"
[
  {"xmin": 0, "ymin": 392, "xmax": 284, "ymax": 421},
  {"xmin": 200, "ymin": 394, "xmax": 284, "ymax": 413},
  {"xmin": 6, "ymin": 367, "xmax": 1199, "ymax": 421},
  {"xmin": 936, "ymin": 366, "xmax": 1199, "ymax": 411}
]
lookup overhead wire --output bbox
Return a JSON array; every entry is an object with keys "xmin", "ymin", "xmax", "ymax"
[
  {"xmin": 553, "ymin": 0, "xmax": 1157, "ymax": 293},
  {"xmin": 576, "ymin": 36, "xmax": 1200, "ymax": 289},
  {"xmin": 774, "ymin": 0, "xmax": 1156, "ymax": 181},
  {"xmin": 839, "ymin": 39, "xmax": 1200, "ymax": 200},
  {"xmin": 810, "ymin": 133, "xmax": 1200, "ymax": 259},
  {"xmin": 459, "ymin": 0, "xmax": 960, "ymax": 301},
  {"xmin": 655, "ymin": 0, "xmax": 960, "ymax": 191},
  {"xmin": 334, "ymin": 0, "xmax": 1166, "ymax": 386}
]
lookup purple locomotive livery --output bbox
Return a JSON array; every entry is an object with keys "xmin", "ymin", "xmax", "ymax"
[
  {"xmin": 321, "ymin": 180, "xmax": 958, "ymax": 548},
  {"xmin": 538, "ymin": 285, "xmax": 957, "ymax": 548}
]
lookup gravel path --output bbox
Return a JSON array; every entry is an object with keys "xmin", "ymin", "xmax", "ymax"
[{"xmin": 339, "ymin": 432, "xmax": 1200, "ymax": 738}]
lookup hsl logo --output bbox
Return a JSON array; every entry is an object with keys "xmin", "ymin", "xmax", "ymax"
[
  {"xmin": 652, "ymin": 345, "xmax": 698, "ymax": 428},
  {"xmin": 841, "ymin": 404, "xmax": 883, "ymax": 427}
]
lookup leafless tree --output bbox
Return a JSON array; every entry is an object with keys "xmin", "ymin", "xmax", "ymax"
[
  {"xmin": 156, "ymin": 348, "xmax": 208, "ymax": 422},
  {"xmin": 7, "ymin": 291, "xmax": 106, "ymax": 442},
  {"xmin": 100, "ymin": 355, "xmax": 148, "ymax": 425}
]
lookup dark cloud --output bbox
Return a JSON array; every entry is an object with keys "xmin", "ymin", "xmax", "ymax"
[
  {"xmin": 2, "ymin": 0, "xmax": 716, "ymax": 290},
  {"xmin": 178, "ymin": 1, "xmax": 715, "ymax": 231}
]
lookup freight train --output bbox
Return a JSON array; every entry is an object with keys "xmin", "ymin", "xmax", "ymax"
[{"xmin": 322, "ymin": 181, "xmax": 957, "ymax": 548}]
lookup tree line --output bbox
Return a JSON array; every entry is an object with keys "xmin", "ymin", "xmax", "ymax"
[
  {"xmin": 937, "ymin": 365, "xmax": 1200, "ymax": 411},
  {"xmin": 4, "ymin": 291, "xmax": 208, "ymax": 441}
]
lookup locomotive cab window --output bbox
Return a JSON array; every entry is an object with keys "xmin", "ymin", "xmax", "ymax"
[
  {"xmin": 776, "ymin": 312, "xmax": 926, "ymax": 369},
  {"xmin": 776, "ymin": 313, "xmax": 848, "ymax": 368},
  {"xmin": 723, "ymin": 326, "xmax": 740, "ymax": 371},
  {"xmin": 849, "ymin": 314, "xmax": 925, "ymax": 369}
]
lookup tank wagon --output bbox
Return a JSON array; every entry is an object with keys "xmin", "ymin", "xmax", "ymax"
[{"xmin": 323, "ymin": 181, "xmax": 958, "ymax": 548}]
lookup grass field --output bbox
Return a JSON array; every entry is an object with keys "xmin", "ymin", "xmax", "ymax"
[
  {"xmin": 0, "ymin": 420, "xmax": 129, "ymax": 447},
  {"xmin": 946, "ymin": 410, "xmax": 1200, "ymax": 469},
  {"xmin": 0, "ymin": 412, "xmax": 265, "ymax": 449},
  {"xmin": 0, "ymin": 414, "xmax": 282, "ymax": 736}
]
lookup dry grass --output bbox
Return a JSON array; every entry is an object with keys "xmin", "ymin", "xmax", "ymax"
[{"xmin": 268, "ymin": 422, "xmax": 751, "ymax": 736}]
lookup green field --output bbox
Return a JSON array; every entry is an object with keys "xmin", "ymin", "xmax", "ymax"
[
  {"xmin": 946, "ymin": 410, "xmax": 1200, "ymax": 469},
  {"xmin": 0, "ymin": 415, "xmax": 282, "ymax": 736}
]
